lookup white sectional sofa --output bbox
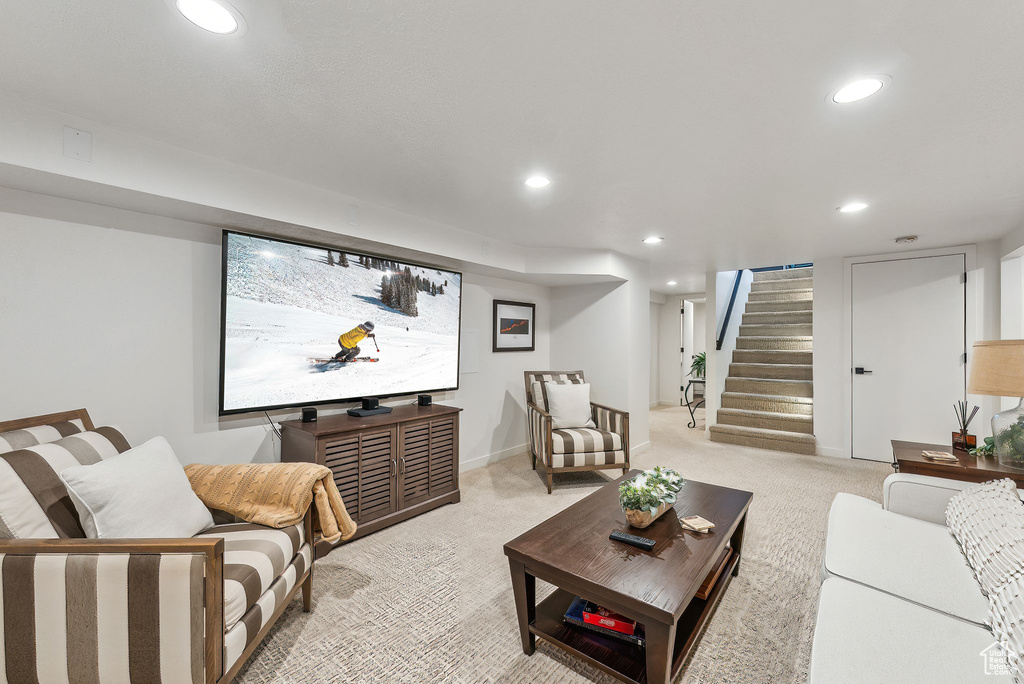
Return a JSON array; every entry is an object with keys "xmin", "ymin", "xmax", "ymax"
[{"xmin": 810, "ymin": 473, "xmax": 1017, "ymax": 683}]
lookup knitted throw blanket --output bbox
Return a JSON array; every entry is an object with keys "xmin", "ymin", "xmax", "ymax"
[{"xmin": 185, "ymin": 463, "xmax": 357, "ymax": 544}]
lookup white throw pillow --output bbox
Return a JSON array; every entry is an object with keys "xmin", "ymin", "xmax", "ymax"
[
  {"xmin": 544, "ymin": 381, "xmax": 596, "ymax": 429},
  {"xmin": 946, "ymin": 478, "xmax": 1024, "ymax": 594},
  {"xmin": 60, "ymin": 436, "xmax": 214, "ymax": 538}
]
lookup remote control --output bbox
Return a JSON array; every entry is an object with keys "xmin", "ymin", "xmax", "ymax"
[{"xmin": 609, "ymin": 531, "xmax": 656, "ymax": 551}]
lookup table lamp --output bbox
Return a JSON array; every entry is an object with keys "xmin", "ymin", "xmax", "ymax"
[{"xmin": 968, "ymin": 340, "xmax": 1024, "ymax": 469}]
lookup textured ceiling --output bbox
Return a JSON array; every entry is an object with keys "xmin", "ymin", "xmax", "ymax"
[{"xmin": 1, "ymin": 0, "xmax": 1022, "ymax": 293}]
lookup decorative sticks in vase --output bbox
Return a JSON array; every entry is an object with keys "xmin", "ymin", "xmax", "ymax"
[{"xmin": 953, "ymin": 401, "xmax": 979, "ymax": 453}]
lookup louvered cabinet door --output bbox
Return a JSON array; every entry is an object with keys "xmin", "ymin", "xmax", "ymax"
[
  {"xmin": 398, "ymin": 421, "xmax": 432, "ymax": 508},
  {"xmin": 323, "ymin": 434, "xmax": 360, "ymax": 520},
  {"xmin": 356, "ymin": 429, "xmax": 397, "ymax": 523},
  {"xmin": 429, "ymin": 417, "xmax": 457, "ymax": 496}
]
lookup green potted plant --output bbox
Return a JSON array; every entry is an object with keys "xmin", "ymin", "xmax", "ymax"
[
  {"xmin": 689, "ymin": 351, "xmax": 706, "ymax": 379},
  {"xmin": 969, "ymin": 436, "xmax": 995, "ymax": 458},
  {"xmin": 618, "ymin": 466, "xmax": 685, "ymax": 528}
]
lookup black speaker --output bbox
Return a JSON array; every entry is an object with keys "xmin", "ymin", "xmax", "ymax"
[
  {"xmin": 301, "ymin": 407, "xmax": 317, "ymax": 423},
  {"xmin": 348, "ymin": 398, "xmax": 392, "ymax": 417},
  {"xmin": 418, "ymin": 394, "xmax": 432, "ymax": 406}
]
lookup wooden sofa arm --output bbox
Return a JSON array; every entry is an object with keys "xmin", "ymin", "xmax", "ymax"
[
  {"xmin": 527, "ymin": 403, "xmax": 553, "ymax": 466},
  {"xmin": 590, "ymin": 401, "xmax": 628, "ymax": 416},
  {"xmin": 590, "ymin": 402, "xmax": 629, "ymax": 443},
  {"xmin": 0, "ymin": 536, "xmax": 224, "ymax": 684}
]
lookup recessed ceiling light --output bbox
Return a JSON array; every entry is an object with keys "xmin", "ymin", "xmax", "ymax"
[
  {"xmin": 667, "ymin": 281, "xmax": 677, "ymax": 286},
  {"xmin": 643, "ymin": 236, "xmax": 664, "ymax": 244},
  {"xmin": 832, "ymin": 78, "xmax": 885, "ymax": 104},
  {"xmin": 525, "ymin": 176, "xmax": 550, "ymax": 188},
  {"xmin": 838, "ymin": 202, "xmax": 868, "ymax": 213},
  {"xmin": 175, "ymin": 0, "xmax": 241, "ymax": 34}
]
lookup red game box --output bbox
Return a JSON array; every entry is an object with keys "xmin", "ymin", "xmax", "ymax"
[{"xmin": 582, "ymin": 603, "xmax": 636, "ymax": 635}]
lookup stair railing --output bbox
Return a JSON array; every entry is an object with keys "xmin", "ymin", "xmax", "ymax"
[{"xmin": 716, "ymin": 270, "xmax": 744, "ymax": 351}]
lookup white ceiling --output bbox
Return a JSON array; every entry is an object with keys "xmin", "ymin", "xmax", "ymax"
[{"xmin": 1, "ymin": 1, "xmax": 1022, "ymax": 294}]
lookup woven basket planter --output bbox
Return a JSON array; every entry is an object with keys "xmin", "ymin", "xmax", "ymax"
[{"xmin": 624, "ymin": 501, "xmax": 672, "ymax": 529}]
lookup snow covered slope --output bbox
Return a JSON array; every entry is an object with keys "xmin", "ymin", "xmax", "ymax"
[
  {"xmin": 222, "ymin": 233, "xmax": 461, "ymax": 411},
  {"xmin": 226, "ymin": 233, "xmax": 461, "ymax": 335}
]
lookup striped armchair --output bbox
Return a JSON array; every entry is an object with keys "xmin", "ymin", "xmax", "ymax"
[
  {"xmin": 0, "ymin": 409, "xmax": 313, "ymax": 684},
  {"xmin": 524, "ymin": 371, "xmax": 630, "ymax": 493}
]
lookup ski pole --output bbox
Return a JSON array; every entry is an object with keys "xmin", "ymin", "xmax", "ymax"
[{"xmin": 372, "ymin": 336, "xmax": 380, "ymax": 352}]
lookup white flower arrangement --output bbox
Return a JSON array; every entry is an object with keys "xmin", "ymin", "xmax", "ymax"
[{"xmin": 618, "ymin": 466, "xmax": 685, "ymax": 512}]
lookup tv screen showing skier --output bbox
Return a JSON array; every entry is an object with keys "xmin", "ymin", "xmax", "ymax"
[{"xmin": 220, "ymin": 231, "xmax": 462, "ymax": 414}]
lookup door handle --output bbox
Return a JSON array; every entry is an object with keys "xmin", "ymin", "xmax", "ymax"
[
  {"xmin": 854, "ymin": 367, "xmax": 873, "ymax": 375},
  {"xmin": 399, "ymin": 457, "xmax": 406, "ymax": 475},
  {"xmin": 390, "ymin": 459, "xmax": 397, "ymax": 478}
]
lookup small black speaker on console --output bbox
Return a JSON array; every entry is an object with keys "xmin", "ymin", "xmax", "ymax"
[
  {"xmin": 418, "ymin": 394, "xmax": 432, "ymax": 407},
  {"xmin": 301, "ymin": 407, "xmax": 317, "ymax": 423},
  {"xmin": 347, "ymin": 396, "xmax": 393, "ymax": 417}
]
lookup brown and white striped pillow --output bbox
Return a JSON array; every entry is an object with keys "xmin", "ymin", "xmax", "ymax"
[
  {"xmin": 0, "ymin": 418, "xmax": 86, "ymax": 454},
  {"xmin": 0, "ymin": 427, "xmax": 131, "ymax": 539}
]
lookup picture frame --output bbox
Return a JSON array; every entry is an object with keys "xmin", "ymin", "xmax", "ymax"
[{"xmin": 493, "ymin": 300, "xmax": 536, "ymax": 352}]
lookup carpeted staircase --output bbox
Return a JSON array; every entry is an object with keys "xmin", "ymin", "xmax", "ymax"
[{"xmin": 709, "ymin": 267, "xmax": 815, "ymax": 454}]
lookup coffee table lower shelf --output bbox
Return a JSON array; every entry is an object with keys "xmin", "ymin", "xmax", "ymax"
[{"xmin": 528, "ymin": 551, "xmax": 739, "ymax": 684}]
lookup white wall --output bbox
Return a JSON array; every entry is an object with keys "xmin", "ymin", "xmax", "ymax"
[
  {"xmin": 692, "ymin": 301, "xmax": 707, "ymax": 356},
  {"xmin": 0, "ymin": 208, "xmax": 551, "ymax": 470},
  {"xmin": 658, "ymin": 299, "xmax": 683, "ymax": 405},
  {"xmin": 811, "ymin": 258, "xmax": 844, "ymax": 456},
  {"xmin": 450, "ymin": 273, "xmax": 551, "ymax": 469},
  {"xmin": 649, "ymin": 302, "xmax": 660, "ymax": 406},
  {"xmin": 549, "ymin": 257, "xmax": 651, "ymax": 453}
]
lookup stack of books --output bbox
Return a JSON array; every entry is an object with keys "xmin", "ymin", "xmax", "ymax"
[{"xmin": 564, "ymin": 596, "xmax": 645, "ymax": 648}]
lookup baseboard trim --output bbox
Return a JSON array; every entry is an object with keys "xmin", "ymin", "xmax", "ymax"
[
  {"xmin": 631, "ymin": 441, "xmax": 651, "ymax": 456},
  {"xmin": 816, "ymin": 446, "xmax": 844, "ymax": 458},
  {"xmin": 459, "ymin": 443, "xmax": 529, "ymax": 472}
]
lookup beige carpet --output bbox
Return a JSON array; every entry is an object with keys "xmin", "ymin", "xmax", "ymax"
[{"xmin": 237, "ymin": 407, "xmax": 891, "ymax": 683}]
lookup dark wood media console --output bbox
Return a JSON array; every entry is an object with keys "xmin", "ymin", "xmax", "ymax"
[{"xmin": 281, "ymin": 404, "xmax": 462, "ymax": 556}]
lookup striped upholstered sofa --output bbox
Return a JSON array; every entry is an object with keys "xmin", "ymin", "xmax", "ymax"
[
  {"xmin": 524, "ymin": 371, "xmax": 630, "ymax": 493},
  {"xmin": 0, "ymin": 409, "xmax": 313, "ymax": 684}
]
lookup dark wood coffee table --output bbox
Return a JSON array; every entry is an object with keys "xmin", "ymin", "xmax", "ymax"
[{"xmin": 503, "ymin": 471, "xmax": 752, "ymax": 684}]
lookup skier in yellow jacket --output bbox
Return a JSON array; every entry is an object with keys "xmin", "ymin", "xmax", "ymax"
[{"xmin": 333, "ymin": 321, "xmax": 375, "ymax": 362}]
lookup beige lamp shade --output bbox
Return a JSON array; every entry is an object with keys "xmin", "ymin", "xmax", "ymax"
[{"xmin": 969, "ymin": 340, "xmax": 1024, "ymax": 397}]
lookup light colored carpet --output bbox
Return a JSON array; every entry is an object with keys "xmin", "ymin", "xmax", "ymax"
[{"xmin": 237, "ymin": 407, "xmax": 891, "ymax": 683}]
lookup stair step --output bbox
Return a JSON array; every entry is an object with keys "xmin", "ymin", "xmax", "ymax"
[
  {"xmin": 729, "ymin": 363, "xmax": 813, "ymax": 380},
  {"xmin": 709, "ymin": 424, "xmax": 816, "ymax": 455},
  {"xmin": 750, "ymin": 277, "xmax": 814, "ymax": 292},
  {"xmin": 738, "ymin": 323, "xmax": 813, "ymax": 337},
  {"xmin": 717, "ymin": 408, "xmax": 814, "ymax": 434},
  {"xmin": 721, "ymin": 392, "xmax": 814, "ymax": 415},
  {"xmin": 725, "ymin": 377, "xmax": 813, "ymax": 397},
  {"xmin": 748, "ymin": 288, "xmax": 813, "ymax": 303},
  {"xmin": 745, "ymin": 299, "xmax": 814, "ymax": 313},
  {"xmin": 733, "ymin": 349, "xmax": 813, "ymax": 364},
  {"xmin": 752, "ymin": 267, "xmax": 813, "ymax": 282},
  {"xmin": 736, "ymin": 335, "xmax": 813, "ymax": 351},
  {"xmin": 742, "ymin": 311, "xmax": 813, "ymax": 325}
]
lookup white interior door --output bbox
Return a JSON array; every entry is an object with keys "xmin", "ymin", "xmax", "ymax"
[{"xmin": 852, "ymin": 254, "xmax": 966, "ymax": 462}]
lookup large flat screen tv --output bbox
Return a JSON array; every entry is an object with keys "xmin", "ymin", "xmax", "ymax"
[{"xmin": 219, "ymin": 231, "xmax": 462, "ymax": 415}]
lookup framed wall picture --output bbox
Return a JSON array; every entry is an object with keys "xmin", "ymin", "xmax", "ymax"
[{"xmin": 493, "ymin": 300, "xmax": 536, "ymax": 352}]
